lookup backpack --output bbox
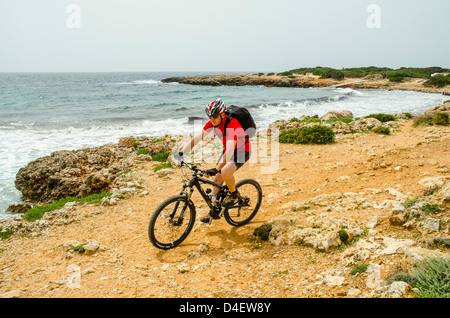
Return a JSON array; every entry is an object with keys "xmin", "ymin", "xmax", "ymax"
[{"xmin": 224, "ymin": 105, "xmax": 257, "ymax": 138}]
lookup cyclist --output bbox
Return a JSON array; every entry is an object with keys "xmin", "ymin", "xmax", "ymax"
[{"xmin": 175, "ymin": 99, "xmax": 251, "ymax": 223}]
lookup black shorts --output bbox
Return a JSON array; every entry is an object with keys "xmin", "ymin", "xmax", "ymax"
[{"xmin": 217, "ymin": 150, "xmax": 251, "ymax": 171}]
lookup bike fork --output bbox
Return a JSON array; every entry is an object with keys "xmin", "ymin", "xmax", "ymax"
[{"xmin": 171, "ymin": 186, "xmax": 194, "ymax": 225}]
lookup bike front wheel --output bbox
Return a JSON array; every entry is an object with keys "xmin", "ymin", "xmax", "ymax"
[
  {"xmin": 148, "ymin": 195, "xmax": 196, "ymax": 249},
  {"xmin": 223, "ymin": 178, "xmax": 262, "ymax": 226}
]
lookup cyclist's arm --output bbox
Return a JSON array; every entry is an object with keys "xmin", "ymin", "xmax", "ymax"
[{"xmin": 180, "ymin": 129, "xmax": 209, "ymax": 154}]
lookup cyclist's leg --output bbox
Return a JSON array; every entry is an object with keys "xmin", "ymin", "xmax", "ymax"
[
  {"xmin": 212, "ymin": 152, "xmax": 225, "ymax": 198},
  {"xmin": 222, "ymin": 151, "xmax": 251, "ymax": 206},
  {"xmin": 212, "ymin": 173, "xmax": 223, "ymax": 198},
  {"xmin": 221, "ymin": 162, "xmax": 237, "ymax": 193}
]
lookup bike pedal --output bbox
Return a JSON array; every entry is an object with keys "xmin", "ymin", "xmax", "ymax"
[{"xmin": 209, "ymin": 212, "xmax": 221, "ymax": 220}]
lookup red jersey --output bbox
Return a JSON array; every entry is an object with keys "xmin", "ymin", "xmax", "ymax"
[{"xmin": 203, "ymin": 115, "xmax": 251, "ymax": 152}]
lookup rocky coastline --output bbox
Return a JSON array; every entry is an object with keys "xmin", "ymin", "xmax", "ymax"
[
  {"xmin": 1, "ymin": 96, "xmax": 449, "ymax": 298},
  {"xmin": 161, "ymin": 73, "xmax": 450, "ymax": 95}
]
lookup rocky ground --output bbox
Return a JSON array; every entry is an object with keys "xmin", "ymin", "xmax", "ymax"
[{"xmin": 1, "ymin": 101, "xmax": 449, "ymax": 299}]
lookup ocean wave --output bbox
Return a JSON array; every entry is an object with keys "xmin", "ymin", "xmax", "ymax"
[
  {"xmin": 133, "ymin": 79, "xmax": 161, "ymax": 85},
  {"xmin": 246, "ymin": 93, "xmax": 353, "ymax": 110},
  {"xmin": 103, "ymin": 79, "xmax": 161, "ymax": 86}
]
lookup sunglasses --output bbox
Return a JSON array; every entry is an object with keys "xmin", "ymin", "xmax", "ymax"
[{"xmin": 209, "ymin": 113, "xmax": 221, "ymax": 119}]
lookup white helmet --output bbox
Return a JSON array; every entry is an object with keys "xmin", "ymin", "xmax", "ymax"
[{"xmin": 205, "ymin": 99, "xmax": 226, "ymax": 117}]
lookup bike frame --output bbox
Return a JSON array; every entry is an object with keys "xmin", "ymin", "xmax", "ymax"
[
  {"xmin": 180, "ymin": 171, "xmax": 227, "ymax": 212},
  {"xmin": 177, "ymin": 160, "xmax": 248, "ymax": 216}
]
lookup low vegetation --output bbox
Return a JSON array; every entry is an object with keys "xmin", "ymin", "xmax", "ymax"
[
  {"xmin": 390, "ymin": 257, "xmax": 450, "ymax": 298},
  {"xmin": 0, "ymin": 227, "xmax": 13, "ymax": 239},
  {"xmin": 413, "ymin": 112, "xmax": 449, "ymax": 127},
  {"xmin": 372, "ymin": 126, "xmax": 391, "ymax": 135},
  {"xmin": 279, "ymin": 125, "xmax": 335, "ymax": 145},
  {"xmin": 365, "ymin": 113, "xmax": 397, "ymax": 122},
  {"xmin": 152, "ymin": 150, "xmax": 172, "ymax": 172},
  {"xmin": 423, "ymin": 74, "xmax": 450, "ymax": 88},
  {"xmin": 276, "ymin": 66, "xmax": 450, "ymax": 86},
  {"xmin": 24, "ymin": 191, "xmax": 112, "ymax": 222},
  {"xmin": 351, "ymin": 264, "xmax": 369, "ymax": 275},
  {"xmin": 152, "ymin": 150, "xmax": 171, "ymax": 162}
]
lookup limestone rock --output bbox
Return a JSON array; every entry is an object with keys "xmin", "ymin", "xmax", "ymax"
[
  {"xmin": 362, "ymin": 281, "xmax": 418, "ymax": 298},
  {"xmin": 320, "ymin": 110, "xmax": 354, "ymax": 121},
  {"xmin": 418, "ymin": 177, "xmax": 446, "ymax": 190},
  {"xmin": 14, "ymin": 135, "xmax": 177, "ymax": 204}
]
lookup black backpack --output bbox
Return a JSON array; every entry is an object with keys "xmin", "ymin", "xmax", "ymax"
[{"xmin": 224, "ymin": 105, "xmax": 257, "ymax": 138}]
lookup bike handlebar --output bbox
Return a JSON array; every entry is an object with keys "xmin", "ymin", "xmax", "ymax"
[{"xmin": 178, "ymin": 158, "xmax": 206, "ymax": 176}]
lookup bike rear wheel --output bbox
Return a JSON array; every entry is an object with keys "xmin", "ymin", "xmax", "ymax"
[
  {"xmin": 148, "ymin": 195, "xmax": 196, "ymax": 249},
  {"xmin": 223, "ymin": 178, "xmax": 262, "ymax": 226}
]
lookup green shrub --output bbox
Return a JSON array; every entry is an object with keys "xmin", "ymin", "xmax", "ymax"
[
  {"xmin": 433, "ymin": 112, "xmax": 449, "ymax": 125},
  {"xmin": 389, "ymin": 256, "xmax": 450, "ymax": 298},
  {"xmin": 279, "ymin": 125, "xmax": 335, "ymax": 145},
  {"xmin": 0, "ymin": 227, "xmax": 13, "ymax": 240},
  {"xmin": 413, "ymin": 112, "xmax": 449, "ymax": 127},
  {"xmin": 320, "ymin": 69, "xmax": 345, "ymax": 80},
  {"xmin": 365, "ymin": 113, "xmax": 396, "ymax": 122},
  {"xmin": 152, "ymin": 150, "xmax": 170, "ymax": 162},
  {"xmin": 403, "ymin": 198, "xmax": 418, "ymax": 208},
  {"xmin": 387, "ymin": 72, "xmax": 408, "ymax": 82},
  {"xmin": 278, "ymin": 71, "xmax": 294, "ymax": 77},
  {"xmin": 431, "ymin": 237, "xmax": 450, "ymax": 248},
  {"xmin": 72, "ymin": 244, "xmax": 86, "ymax": 253},
  {"xmin": 423, "ymin": 74, "xmax": 450, "ymax": 88},
  {"xmin": 387, "ymin": 272, "xmax": 419, "ymax": 286},
  {"xmin": 136, "ymin": 148, "xmax": 149, "ymax": 155},
  {"xmin": 413, "ymin": 257, "xmax": 450, "ymax": 298},
  {"xmin": 413, "ymin": 114, "xmax": 435, "ymax": 127},
  {"xmin": 373, "ymin": 126, "xmax": 391, "ymax": 135},
  {"xmin": 338, "ymin": 229, "xmax": 349, "ymax": 243},
  {"xmin": 253, "ymin": 223, "xmax": 272, "ymax": 241},
  {"xmin": 351, "ymin": 264, "xmax": 369, "ymax": 275},
  {"xmin": 302, "ymin": 118, "xmax": 321, "ymax": 124},
  {"xmin": 421, "ymin": 203, "xmax": 440, "ymax": 214}
]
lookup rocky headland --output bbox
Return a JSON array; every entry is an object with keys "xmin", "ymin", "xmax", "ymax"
[
  {"xmin": 1, "ymin": 98, "xmax": 449, "ymax": 298},
  {"xmin": 162, "ymin": 72, "xmax": 450, "ymax": 95}
]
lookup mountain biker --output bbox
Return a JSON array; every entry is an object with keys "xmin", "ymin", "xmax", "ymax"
[{"xmin": 175, "ymin": 99, "xmax": 252, "ymax": 223}]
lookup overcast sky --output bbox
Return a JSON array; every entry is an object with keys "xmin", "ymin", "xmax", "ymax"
[{"xmin": 0, "ymin": 0, "xmax": 448, "ymax": 72}]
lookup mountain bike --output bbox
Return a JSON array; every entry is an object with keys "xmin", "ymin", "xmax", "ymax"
[{"xmin": 148, "ymin": 159, "xmax": 262, "ymax": 249}]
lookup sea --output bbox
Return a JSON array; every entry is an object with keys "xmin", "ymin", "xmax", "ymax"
[{"xmin": 0, "ymin": 72, "xmax": 447, "ymax": 218}]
